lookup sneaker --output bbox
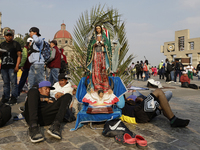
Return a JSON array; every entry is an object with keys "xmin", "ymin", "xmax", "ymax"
[
  {"xmin": 29, "ymin": 126, "xmax": 44, "ymax": 143},
  {"xmin": 19, "ymin": 106, "xmax": 25, "ymax": 112},
  {"xmin": 47, "ymin": 122, "xmax": 61, "ymax": 139},
  {"xmin": 1, "ymin": 95, "xmax": 9, "ymax": 103},
  {"xmin": 7, "ymin": 96, "xmax": 17, "ymax": 105}
]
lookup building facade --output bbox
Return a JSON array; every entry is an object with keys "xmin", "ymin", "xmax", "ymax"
[
  {"xmin": 160, "ymin": 29, "xmax": 200, "ymax": 67},
  {"xmin": 53, "ymin": 23, "xmax": 74, "ymax": 63}
]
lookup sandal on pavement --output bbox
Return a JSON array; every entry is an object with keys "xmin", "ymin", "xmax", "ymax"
[
  {"xmin": 114, "ymin": 133, "xmax": 136, "ymax": 147},
  {"xmin": 135, "ymin": 135, "xmax": 147, "ymax": 149}
]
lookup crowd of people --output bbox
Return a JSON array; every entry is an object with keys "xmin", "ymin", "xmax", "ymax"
[
  {"xmin": 0, "ymin": 26, "xmax": 191, "ymax": 145},
  {"xmin": 129, "ymin": 58, "xmax": 200, "ymax": 84},
  {"xmin": 0, "ymin": 27, "xmax": 68, "ymax": 105}
]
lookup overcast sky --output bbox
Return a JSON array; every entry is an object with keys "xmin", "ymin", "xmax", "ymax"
[{"xmin": 1, "ymin": 0, "xmax": 200, "ymax": 66}]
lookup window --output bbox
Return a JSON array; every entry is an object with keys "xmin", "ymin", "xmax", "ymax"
[
  {"xmin": 189, "ymin": 42, "xmax": 194, "ymax": 50},
  {"xmin": 65, "ymin": 52, "xmax": 67, "ymax": 56},
  {"xmin": 178, "ymin": 36, "xmax": 184, "ymax": 51},
  {"xmin": 59, "ymin": 40, "xmax": 61, "ymax": 43},
  {"xmin": 65, "ymin": 40, "xmax": 68, "ymax": 44}
]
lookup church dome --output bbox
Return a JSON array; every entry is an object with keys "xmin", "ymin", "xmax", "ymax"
[{"xmin": 54, "ymin": 23, "xmax": 72, "ymax": 39}]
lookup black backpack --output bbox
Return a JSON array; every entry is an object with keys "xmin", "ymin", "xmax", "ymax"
[
  {"xmin": 0, "ymin": 102, "xmax": 12, "ymax": 127},
  {"xmin": 102, "ymin": 119, "xmax": 134, "ymax": 137},
  {"xmin": 59, "ymin": 59, "xmax": 67, "ymax": 73},
  {"xmin": 167, "ymin": 63, "xmax": 173, "ymax": 72}
]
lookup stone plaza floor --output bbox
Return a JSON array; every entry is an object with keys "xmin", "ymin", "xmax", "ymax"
[{"xmin": 0, "ymin": 75, "xmax": 200, "ymax": 150}]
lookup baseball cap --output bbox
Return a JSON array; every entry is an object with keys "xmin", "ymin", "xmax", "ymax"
[
  {"xmin": 58, "ymin": 74, "xmax": 70, "ymax": 81},
  {"xmin": 29, "ymin": 27, "xmax": 41, "ymax": 36},
  {"xmin": 27, "ymin": 37, "xmax": 33, "ymax": 43},
  {"xmin": 38, "ymin": 81, "xmax": 55, "ymax": 90},
  {"xmin": 4, "ymin": 28, "xmax": 13, "ymax": 36},
  {"xmin": 50, "ymin": 40, "xmax": 57, "ymax": 46}
]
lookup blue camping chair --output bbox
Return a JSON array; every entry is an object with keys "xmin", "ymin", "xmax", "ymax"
[{"xmin": 70, "ymin": 76, "xmax": 127, "ymax": 131}]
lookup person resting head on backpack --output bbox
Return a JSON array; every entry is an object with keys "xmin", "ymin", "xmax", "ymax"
[{"xmin": 122, "ymin": 89, "xmax": 190, "ymax": 127}]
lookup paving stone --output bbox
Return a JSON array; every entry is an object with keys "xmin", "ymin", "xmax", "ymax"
[
  {"xmin": 80, "ymin": 142, "xmax": 106, "ymax": 150},
  {"xmin": 0, "ymin": 142, "xmax": 27, "ymax": 150},
  {"xmin": 0, "ymin": 136, "xmax": 18, "ymax": 144},
  {"xmin": 50, "ymin": 141, "xmax": 79, "ymax": 150},
  {"xmin": 149, "ymin": 142, "xmax": 179, "ymax": 150},
  {"xmin": 171, "ymin": 139, "xmax": 200, "ymax": 150},
  {"xmin": 68, "ymin": 135, "xmax": 90, "ymax": 145}
]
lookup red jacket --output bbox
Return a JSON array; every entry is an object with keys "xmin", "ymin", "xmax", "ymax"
[
  {"xmin": 180, "ymin": 75, "xmax": 190, "ymax": 84},
  {"xmin": 48, "ymin": 46, "xmax": 61, "ymax": 68}
]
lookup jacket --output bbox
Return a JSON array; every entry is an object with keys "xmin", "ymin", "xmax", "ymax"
[
  {"xmin": 28, "ymin": 35, "xmax": 44, "ymax": 64},
  {"xmin": 50, "ymin": 82, "xmax": 73, "ymax": 98},
  {"xmin": 47, "ymin": 46, "xmax": 61, "ymax": 68}
]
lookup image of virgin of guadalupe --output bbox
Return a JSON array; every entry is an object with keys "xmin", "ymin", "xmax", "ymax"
[{"xmin": 83, "ymin": 25, "xmax": 119, "ymax": 106}]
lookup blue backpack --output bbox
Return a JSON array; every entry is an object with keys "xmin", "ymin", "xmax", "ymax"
[{"xmin": 39, "ymin": 41, "xmax": 51, "ymax": 62}]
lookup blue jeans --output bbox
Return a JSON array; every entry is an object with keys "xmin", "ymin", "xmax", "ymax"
[
  {"xmin": 1, "ymin": 68, "xmax": 18, "ymax": 99},
  {"xmin": 132, "ymin": 90, "xmax": 172, "ymax": 102},
  {"xmin": 49, "ymin": 68, "xmax": 60, "ymax": 86},
  {"xmin": 18, "ymin": 68, "xmax": 29, "ymax": 96},
  {"xmin": 28, "ymin": 64, "xmax": 45, "ymax": 89},
  {"xmin": 144, "ymin": 71, "xmax": 149, "ymax": 81},
  {"xmin": 174, "ymin": 70, "xmax": 181, "ymax": 82},
  {"xmin": 170, "ymin": 70, "xmax": 174, "ymax": 81}
]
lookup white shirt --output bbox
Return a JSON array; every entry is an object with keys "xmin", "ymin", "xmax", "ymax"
[
  {"xmin": 186, "ymin": 65, "xmax": 194, "ymax": 72},
  {"xmin": 50, "ymin": 81, "xmax": 73, "ymax": 99}
]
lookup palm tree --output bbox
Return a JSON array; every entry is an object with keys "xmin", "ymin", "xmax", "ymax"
[{"xmin": 69, "ymin": 4, "xmax": 134, "ymax": 86}]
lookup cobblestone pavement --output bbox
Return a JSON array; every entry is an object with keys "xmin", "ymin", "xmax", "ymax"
[{"xmin": 0, "ymin": 75, "xmax": 200, "ymax": 150}]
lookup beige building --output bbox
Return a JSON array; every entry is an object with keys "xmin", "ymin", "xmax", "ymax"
[
  {"xmin": 160, "ymin": 29, "xmax": 200, "ymax": 67},
  {"xmin": 53, "ymin": 23, "xmax": 74, "ymax": 63}
]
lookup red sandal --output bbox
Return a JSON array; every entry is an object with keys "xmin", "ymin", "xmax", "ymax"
[
  {"xmin": 135, "ymin": 135, "xmax": 147, "ymax": 149},
  {"xmin": 114, "ymin": 133, "xmax": 136, "ymax": 147}
]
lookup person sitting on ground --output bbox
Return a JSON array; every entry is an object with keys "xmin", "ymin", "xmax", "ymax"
[
  {"xmin": 180, "ymin": 71, "xmax": 199, "ymax": 89},
  {"xmin": 123, "ymin": 89, "xmax": 190, "ymax": 127},
  {"xmin": 22, "ymin": 81, "xmax": 72, "ymax": 143},
  {"xmin": 50, "ymin": 73, "xmax": 75, "ymax": 99}
]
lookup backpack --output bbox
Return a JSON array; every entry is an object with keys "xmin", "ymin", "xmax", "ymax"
[
  {"xmin": 59, "ymin": 59, "xmax": 67, "ymax": 73},
  {"xmin": 0, "ymin": 102, "xmax": 12, "ymax": 127},
  {"xmin": 143, "ymin": 64, "xmax": 148, "ymax": 71},
  {"xmin": 39, "ymin": 41, "xmax": 51, "ymax": 62},
  {"xmin": 29, "ymin": 41, "xmax": 51, "ymax": 62},
  {"xmin": 102, "ymin": 119, "xmax": 134, "ymax": 137},
  {"xmin": 135, "ymin": 64, "xmax": 140, "ymax": 72},
  {"xmin": 167, "ymin": 63, "xmax": 173, "ymax": 72}
]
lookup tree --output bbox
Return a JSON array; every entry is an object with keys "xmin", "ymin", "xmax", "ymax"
[
  {"xmin": 69, "ymin": 4, "xmax": 134, "ymax": 86},
  {"xmin": 23, "ymin": 33, "xmax": 30, "ymax": 44},
  {"xmin": 14, "ymin": 37, "xmax": 24, "ymax": 48}
]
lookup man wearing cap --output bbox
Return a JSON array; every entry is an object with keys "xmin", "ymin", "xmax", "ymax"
[
  {"xmin": 22, "ymin": 80, "xmax": 72, "ymax": 143},
  {"xmin": 0, "ymin": 28, "xmax": 22, "ymax": 105},
  {"xmin": 50, "ymin": 73, "xmax": 74, "ymax": 99},
  {"xmin": 46, "ymin": 40, "xmax": 61, "ymax": 85},
  {"xmin": 28, "ymin": 27, "xmax": 45, "ymax": 89}
]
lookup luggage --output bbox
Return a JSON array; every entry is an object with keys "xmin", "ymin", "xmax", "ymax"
[{"xmin": 0, "ymin": 102, "xmax": 12, "ymax": 127}]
